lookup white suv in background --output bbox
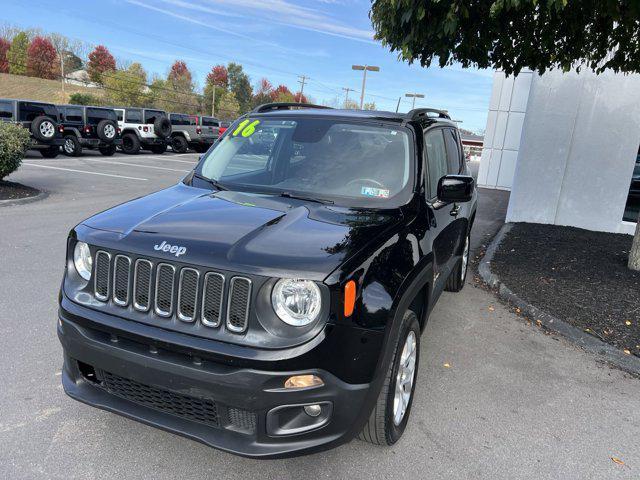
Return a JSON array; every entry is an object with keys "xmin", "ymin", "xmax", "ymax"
[{"xmin": 112, "ymin": 107, "xmax": 172, "ymax": 154}]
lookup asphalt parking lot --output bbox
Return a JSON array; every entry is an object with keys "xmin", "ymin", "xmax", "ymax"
[{"xmin": 1, "ymin": 154, "xmax": 639, "ymax": 479}]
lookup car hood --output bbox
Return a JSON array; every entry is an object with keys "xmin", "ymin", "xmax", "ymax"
[{"xmin": 79, "ymin": 183, "xmax": 404, "ymax": 281}]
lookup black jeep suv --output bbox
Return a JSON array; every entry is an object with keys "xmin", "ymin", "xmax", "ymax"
[
  {"xmin": 58, "ymin": 103, "xmax": 477, "ymax": 458},
  {"xmin": 58, "ymin": 105, "xmax": 122, "ymax": 156},
  {"xmin": 0, "ymin": 98, "xmax": 64, "ymax": 158}
]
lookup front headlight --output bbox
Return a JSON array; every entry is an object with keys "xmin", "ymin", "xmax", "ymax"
[
  {"xmin": 73, "ymin": 241, "xmax": 93, "ymax": 281},
  {"xmin": 271, "ymin": 278, "xmax": 322, "ymax": 326}
]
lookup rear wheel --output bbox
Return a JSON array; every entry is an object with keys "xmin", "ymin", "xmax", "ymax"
[
  {"xmin": 62, "ymin": 135, "xmax": 82, "ymax": 157},
  {"xmin": 358, "ymin": 310, "xmax": 420, "ymax": 446},
  {"xmin": 150, "ymin": 143, "xmax": 167, "ymax": 154},
  {"xmin": 445, "ymin": 230, "xmax": 470, "ymax": 292},
  {"xmin": 99, "ymin": 145, "xmax": 117, "ymax": 156},
  {"xmin": 121, "ymin": 133, "xmax": 140, "ymax": 154},
  {"xmin": 171, "ymin": 135, "xmax": 188, "ymax": 153},
  {"xmin": 39, "ymin": 146, "xmax": 59, "ymax": 158}
]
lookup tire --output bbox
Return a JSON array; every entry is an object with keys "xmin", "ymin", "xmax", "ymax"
[
  {"xmin": 39, "ymin": 146, "xmax": 59, "ymax": 158},
  {"xmin": 445, "ymin": 230, "xmax": 470, "ymax": 292},
  {"xmin": 96, "ymin": 119, "xmax": 117, "ymax": 143},
  {"xmin": 121, "ymin": 133, "xmax": 140, "ymax": 154},
  {"xmin": 31, "ymin": 116, "xmax": 58, "ymax": 142},
  {"xmin": 358, "ymin": 310, "xmax": 420, "ymax": 446},
  {"xmin": 62, "ymin": 135, "xmax": 82, "ymax": 157},
  {"xmin": 171, "ymin": 135, "xmax": 188, "ymax": 154},
  {"xmin": 154, "ymin": 116, "xmax": 171, "ymax": 139},
  {"xmin": 150, "ymin": 143, "xmax": 167, "ymax": 154},
  {"xmin": 99, "ymin": 145, "xmax": 117, "ymax": 156}
]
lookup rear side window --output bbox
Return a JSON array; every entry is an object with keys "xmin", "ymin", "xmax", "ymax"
[
  {"xmin": 63, "ymin": 107, "xmax": 83, "ymax": 123},
  {"xmin": 424, "ymin": 129, "xmax": 448, "ymax": 198},
  {"xmin": 200, "ymin": 116, "xmax": 220, "ymax": 127},
  {"xmin": 115, "ymin": 110, "xmax": 124, "ymax": 121},
  {"xmin": 0, "ymin": 101, "xmax": 13, "ymax": 120},
  {"xmin": 144, "ymin": 109, "xmax": 165, "ymax": 124},
  {"xmin": 87, "ymin": 108, "xmax": 116, "ymax": 124},
  {"xmin": 444, "ymin": 128, "xmax": 462, "ymax": 174},
  {"xmin": 18, "ymin": 102, "xmax": 57, "ymax": 122},
  {"xmin": 125, "ymin": 109, "xmax": 142, "ymax": 123}
]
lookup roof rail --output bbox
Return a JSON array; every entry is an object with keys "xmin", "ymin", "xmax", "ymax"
[
  {"xmin": 406, "ymin": 108, "xmax": 451, "ymax": 121},
  {"xmin": 251, "ymin": 102, "xmax": 332, "ymax": 113}
]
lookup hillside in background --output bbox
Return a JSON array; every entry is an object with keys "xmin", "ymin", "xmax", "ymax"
[{"xmin": 0, "ymin": 73, "xmax": 102, "ymax": 103}]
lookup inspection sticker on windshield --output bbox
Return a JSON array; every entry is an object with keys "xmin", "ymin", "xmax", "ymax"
[{"xmin": 361, "ymin": 186, "xmax": 390, "ymax": 198}]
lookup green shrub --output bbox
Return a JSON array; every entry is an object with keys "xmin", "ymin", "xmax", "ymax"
[
  {"xmin": 68, "ymin": 93, "xmax": 102, "ymax": 106},
  {"xmin": 0, "ymin": 123, "xmax": 31, "ymax": 180}
]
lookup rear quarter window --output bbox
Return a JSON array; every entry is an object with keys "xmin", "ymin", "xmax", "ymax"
[
  {"xmin": 200, "ymin": 116, "xmax": 220, "ymax": 127},
  {"xmin": 125, "ymin": 109, "xmax": 142, "ymax": 123},
  {"xmin": 87, "ymin": 108, "xmax": 116, "ymax": 124},
  {"xmin": 63, "ymin": 107, "xmax": 83, "ymax": 123},
  {"xmin": 144, "ymin": 110, "xmax": 166, "ymax": 124},
  {"xmin": 18, "ymin": 102, "xmax": 58, "ymax": 122},
  {"xmin": 0, "ymin": 100, "xmax": 14, "ymax": 120}
]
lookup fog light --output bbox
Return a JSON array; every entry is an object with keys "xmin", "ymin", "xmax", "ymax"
[
  {"xmin": 304, "ymin": 404, "xmax": 322, "ymax": 417},
  {"xmin": 284, "ymin": 374, "xmax": 323, "ymax": 389}
]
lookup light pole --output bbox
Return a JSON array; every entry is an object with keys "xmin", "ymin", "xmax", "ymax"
[
  {"xmin": 352, "ymin": 65, "xmax": 380, "ymax": 109},
  {"xmin": 405, "ymin": 93, "xmax": 425, "ymax": 109},
  {"xmin": 342, "ymin": 87, "xmax": 355, "ymax": 108}
]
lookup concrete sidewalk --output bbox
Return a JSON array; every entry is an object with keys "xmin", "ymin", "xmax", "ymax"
[{"xmin": 0, "ymin": 166, "xmax": 638, "ymax": 479}]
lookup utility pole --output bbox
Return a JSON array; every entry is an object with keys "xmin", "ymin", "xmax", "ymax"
[
  {"xmin": 297, "ymin": 75, "xmax": 308, "ymax": 102},
  {"xmin": 211, "ymin": 86, "xmax": 216, "ymax": 117},
  {"xmin": 60, "ymin": 51, "xmax": 67, "ymax": 100},
  {"xmin": 342, "ymin": 87, "xmax": 355, "ymax": 108},
  {"xmin": 405, "ymin": 93, "xmax": 425, "ymax": 109},
  {"xmin": 352, "ymin": 65, "xmax": 380, "ymax": 109},
  {"xmin": 395, "ymin": 96, "xmax": 401, "ymax": 113}
]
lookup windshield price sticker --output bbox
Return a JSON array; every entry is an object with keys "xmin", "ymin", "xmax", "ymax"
[
  {"xmin": 232, "ymin": 119, "xmax": 260, "ymax": 137},
  {"xmin": 361, "ymin": 186, "xmax": 390, "ymax": 198}
]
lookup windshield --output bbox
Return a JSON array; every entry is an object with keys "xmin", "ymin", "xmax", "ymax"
[{"xmin": 198, "ymin": 117, "xmax": 413, "ymax": 207}]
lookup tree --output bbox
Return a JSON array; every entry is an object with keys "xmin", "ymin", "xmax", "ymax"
[
  {"xmin": 370, "ymin": 0, "xmax": 640, "ymax": 76},
  {"xmin": 26, "ymin": 36, "xmax": 59, "ymax": 79},
  {"xmin": 68, "ymin": 92, "xmax": 102, "ymax": 106},
  {"xmin": 295, "ymin": 92, "xmax": 308, "ymax": 103},
  {"xmin": 87, "ymin": 45, "xmax": 116, "ymax": 83},
  {"xmin": 7, "ymin": 31, "xmax": 29, "ymax": 75},
  {"xmin": 48, "ymin": 33, "xmax": 85, "ymax": 75},
  {"xmin": 251, "ymin": 78, "xmax": 273, "ymax": 107},
  {"xmin": 270, "ymin": 84, "xmax": 295, "ymax": 103},
  {"xmin": 159, "ymin": 60, "xmax": 198, "ymax": 114},
  {"xmin": 207, "ymin": 64, "xmax": 228, "ymax": 88},
  {"xmin": 0, "ymin": 38, "xmax": 9, "ymax": 73},
  {"xmin": 363, "ymin": 101, "xmax": 377, "ymax": 110},
  {"xmin": 103, "ymin": 62, "xmax": 148, "ymax": 106},
  {"xmin": 371, "ymin": 0, "xmax": 640, "ymax": 270},
  {"xmin": 343, "ymin": 98, "xmax": 359, "ymax": 109},
  {"xmin": 227, "ymin": 62, "xmax": 252, "ymax": 113},
  {"xmin": 217, "ymin": 90, "xmax": 240, "ymax": 120}
]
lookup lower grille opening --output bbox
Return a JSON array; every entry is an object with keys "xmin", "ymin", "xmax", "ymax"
[
  {"xmin": 78, "ymin": 361, "xmax": 99, "ymax": 384},
  {"xmin": 85, "ymin": 366, "xmax": 256, "ymax": 434}
]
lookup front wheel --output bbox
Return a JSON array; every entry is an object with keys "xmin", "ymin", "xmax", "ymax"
[
  {"xmin": 121, "ymin": 133, "xmax": 140, "ymax": 154},
  {"xmin": 358, "ymin": 310, "xmax": 420, "ymax": 446},
  {"xmin": 445, "ymin": 230, "xmax": 470, "ymax": 292}
]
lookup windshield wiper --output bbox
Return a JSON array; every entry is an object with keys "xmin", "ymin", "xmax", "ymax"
[
  {"xmin": 277, "ymin": 191, "xmax": 334, "ymax": 205},
  {"xmin": 193, "ymin": 172, "xmax": 227, "ymax": 191}
]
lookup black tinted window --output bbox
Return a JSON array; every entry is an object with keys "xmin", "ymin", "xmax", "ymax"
[
  {"xmin": 444, "ymin": 128, "xmax": 462, "ymax": 174},
  {"xmin": 125, "ymin": 109, "xmax": 142, "ymax": 123},
  {"xmin": 424, "ymin": 129, "xmax": 448, "ymax": 198},
  {"xmin": 144, "ymin": 109, "xmax": 165, "ymax": 124},
  {"xmin": 18, "ymin": 102, "xmax": 57, "ymax": 122},
  {"xmin": 115, "ymin": 110, "xmax": 124, "ymax": 121},
  {"xmin": 87, "ymin": 107, "xmax": 116, "ymax": 124},
  {"xmin": 201, "ymin": 116, "xmax": 220, "ymax": 127},
  {"xmin": 0, "ymin": 101, "xmax": 13, "ymax": 120},
  {"xmin": 63, "ymin": 107, "xmax": 83, "ymax": 123}
]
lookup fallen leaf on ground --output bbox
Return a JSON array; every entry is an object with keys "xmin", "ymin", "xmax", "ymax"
[
  {"xmin": 443, "ymin": 363, "xmax": 451, "ymax": 368},
  {"xmin": 623, "ymin": 349, "xmax": 631, "ymax": 355},
  {"xmin": 515, "ymin": 307, "xmax": 521, "ymax": 314},
  {"xmin": 611, "ymin": 457, "xmax": 624, "ymax": 466},
  {"xmin": 625, "ymin": 320, "xmax": 632, "ymax": 326},
  {"xmin": 488, "ymin": 306, "xmax": 495, "ymax": 312}
]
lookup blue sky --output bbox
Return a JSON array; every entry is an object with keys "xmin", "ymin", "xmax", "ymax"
[{"xmin": 4, "ymin": 0, "xmax": 493, "ymax": 132}]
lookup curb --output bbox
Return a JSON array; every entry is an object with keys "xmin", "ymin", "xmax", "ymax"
[
  {"xmin": 479, "ymin": 223, "xmax": 640, "ymax": 377},
  {"xmin": 0, "ymin": 189, "xmax": 49, "ymax": 208}
]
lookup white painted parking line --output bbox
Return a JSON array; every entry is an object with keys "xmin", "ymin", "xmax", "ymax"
[
  {"xmin": 126, "ymin": 155, "xmax": 199, "ymax": 164},
  {"xmin": 21, "ymin": 163, "xmax": 148, "ymax": 181},
  {"xmin": 77, "ymin": 158, "xmax": 189, "ymax": 173}
]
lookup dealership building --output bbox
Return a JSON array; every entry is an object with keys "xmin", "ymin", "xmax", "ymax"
[{"xmin": 478, "ymin": 68, "xmax": 640, "ymax": 235}]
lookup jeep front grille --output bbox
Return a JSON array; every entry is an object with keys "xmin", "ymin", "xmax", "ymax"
[{"xmin": 93, "ymin": 250, "xmax": 251, "ymax": 333}]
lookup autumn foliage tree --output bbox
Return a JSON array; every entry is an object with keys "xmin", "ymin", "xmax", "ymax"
[
  {"xmin": 26, "ymin": 36, "xmax": 59, "ymax": 80},
  {"xmin": 207, "ymin": 64, "xmax": 228, "ymax": 88},
  {"xmin": 0, "ymin": 38, "xmax": 9, "ymax": 73},
  {"xmin": 87, "ymin": 45, "xmax": 116, "ymax": 83},
  {"xmin": 270, "ymin": 84, "xmax": 294, "ymax": 102}
]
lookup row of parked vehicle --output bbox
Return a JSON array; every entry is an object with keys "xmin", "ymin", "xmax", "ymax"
[{"xmin": 0, "ymin": 98, "xmax": 230, "ymax": 158}]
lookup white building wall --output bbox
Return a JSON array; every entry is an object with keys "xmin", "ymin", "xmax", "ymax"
[
  {"xmin": 477, "ymin": 71, "xmax": 533, "ymax": 190},
  {"xmin": 505, "ymin": 69, "xmax": 640, "ymax": 234}
]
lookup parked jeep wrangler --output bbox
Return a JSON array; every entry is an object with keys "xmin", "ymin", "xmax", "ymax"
[
  {"xmin": 57, "ymin": 105, "xmax": 122, "ymax": 156},
  {"xmin": 169, "ymin": 113, "xmax": 218, "ymax": 154},
  {"xmin": 112, "ymin": 107, "xmax": 171, "ymax": 154},
  {"xmin": 58, "ymin": 103, "xmax": 477, "ymax": 458},
  {"xmin": 0, "ymin": 98, "xmax": 64, "ymax": 158}
]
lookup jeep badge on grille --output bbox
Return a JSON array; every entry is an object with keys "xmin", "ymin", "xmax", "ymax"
[{"xmin": 154, "ymin": 241, "xmax": 187, "ymax": 257}]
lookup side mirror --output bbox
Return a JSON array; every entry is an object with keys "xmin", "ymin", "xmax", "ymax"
[{"xmin": 437, "ymin": 175, "xmax": 474, "ymax": 203}]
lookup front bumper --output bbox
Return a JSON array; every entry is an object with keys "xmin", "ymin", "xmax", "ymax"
[{"xmin": 58, "ymin": 306, "xmax": 371, "ymax": 458}]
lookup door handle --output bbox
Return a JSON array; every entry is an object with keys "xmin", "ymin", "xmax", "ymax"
[{"xmin": 450, "ymin": 204, "xmax": 460, "ymax": 217}]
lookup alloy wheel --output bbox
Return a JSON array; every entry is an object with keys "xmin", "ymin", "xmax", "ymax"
[
  {"xmin": 393, "ymin": 330, "xmax": 417, "ymax": 426},
  {"xmin": 40, "ymin": 121, "xmax": 55, "ymax": 138},
  {"xmin": 460, "ymin": 234, "xmax": 470, "ymax": 282}
]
